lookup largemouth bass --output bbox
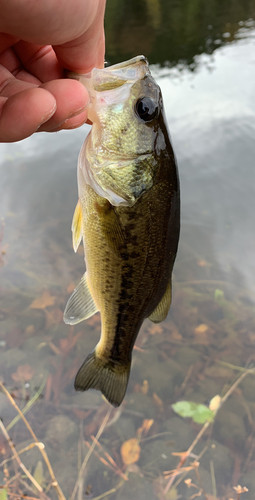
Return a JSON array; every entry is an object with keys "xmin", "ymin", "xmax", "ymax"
[{"xmin": 64, "ymin": 56, "xmax": 180, "ymax": 407}]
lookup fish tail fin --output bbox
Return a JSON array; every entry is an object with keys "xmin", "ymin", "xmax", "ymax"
[{"xmin": 74, "ymin": 351, "xmax": 130, "ymax": 407}]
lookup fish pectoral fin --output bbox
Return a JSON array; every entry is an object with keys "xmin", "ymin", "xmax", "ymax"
[
  {"xmin": 63, "ymin": 272, "xmax": 98, "ymax": 325},
  {"xmin": 95, "ymin": 198, "xmax": 125, "ymax": 256},
  {"xmin": 72, "ymin": 199, "xmax": 83, "ymax": 252},
  {"xmin": 75, "ymin": 350, "xmax": 130, "ymax": 407},
  {"xmin": 148, "ymin": 280, "xmax": 172, "ymax": 323}
]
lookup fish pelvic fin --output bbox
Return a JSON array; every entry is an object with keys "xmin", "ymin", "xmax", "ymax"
[
  {"xmin": 148, "ymin": 280, "xmax": 172, "ymax": 323},
  {"xmin": 74, "ymin": 351, "xmax": 130, "ymax": 407},
  {"xmin": 64, "ymin": 272, "xmax": 98, "ymax": 325}
]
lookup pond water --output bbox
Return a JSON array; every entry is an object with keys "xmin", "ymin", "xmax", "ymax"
[{"xmin": 1, "ymin": 1, "xmax": 255, "ymax": 500}]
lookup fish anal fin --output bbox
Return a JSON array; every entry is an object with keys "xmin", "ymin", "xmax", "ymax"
[
  {"xmin": 148, "ymin": 281, "xmax": 172, "ymax": 324},
  {"xmin": 63, "ymin": 272, "xmax": 98, "ymax": 325},
  {"xmin": 72, "ymin": 199, "xmax": 83, "ymax": 253},
  {"xmin": 95, "ymin": 198, "xmax": 125, "ymax": 256},
  {"xmin": 74, "ymin": 350, "xmax": 130, "ymax": 407}
]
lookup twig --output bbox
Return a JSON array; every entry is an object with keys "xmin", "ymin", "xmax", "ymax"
[
  {"xmin": 71, "ymin": 407, "xmax": 112, "ymax": 500},
  {"xmin": 0, "ymin": 442, "xmax": 44, "ymax": 468},
  {"xmin": 220, "ymin": 369, "xmax": 254, "ymax": 405},
  {"xmin": 210, "ymin": 460, "xmax": 217, "ymax": 499},
  {"xmin": 6, "ymin": 377, "xmax": 46, "ymax": 431},
  {"xmin": 90, "ymin": 436, "xmax": 128, "ymax": 480},
  {"xmin": 0, "ymin": 382, "xmax": 66, "ymax": 500},
  {"xmin": 5, "ymin": 493, "xmax": 41, "ymax": 500},
  {"xmin": 0, "ymin": 419, "xmax": 43, "ymax": 494}
]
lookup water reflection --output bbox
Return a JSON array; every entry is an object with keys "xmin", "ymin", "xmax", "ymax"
[
  {"xmin": 105, "ymin": 0, "xmax": 255, "ymax": 67},
  {"xmin": 1, "ymin": 25, "xmax": 255, "ymax": 500}
]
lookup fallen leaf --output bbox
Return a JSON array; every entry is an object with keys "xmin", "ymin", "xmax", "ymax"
[
  {"xmin": 25, "ymin": 325, "xmax": 35, "ymax": 335},
  {"xmin": 172, "ymin": 401, "xmax": 215, "ymax": 424},
  {"xmin": 121, "ymin": 438, "xmax": 141, "ymax": 465},
  {"xmin": 11, "ymin": 364, "xmax": 35, "ymax": 382},
  {"xmin": 194, "ymin": 324, "xmax": 208, "ymax": 334},
  {"xmin": 30, "ymin": 290, "xmax": 56, "ymax": 309},
  {"xmin": 0, "ymin": 488, "xmax": 8, "ymax": 500},
  {"xmin": 141, "ymin": 380, "xmax": 149, "ymax": 395},
  {"xmin": 149, "ymin": 324, "xmax": 163, "ymax": 335},
  {"xmin": 153, "ymin": 392, "xmax": 164, "ymax": 412}
]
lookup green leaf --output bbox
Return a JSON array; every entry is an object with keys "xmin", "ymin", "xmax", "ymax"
[
  {"xmin": 214, "ymin": 288, "xmax": 224, "ymax": 304},
  {"xmin": 0, "ymin": 488, "xmax": 8, "ymax": 500},
  {"xmin": 172, "ymin": 401, "xmax": 215, "ymax": 424}
]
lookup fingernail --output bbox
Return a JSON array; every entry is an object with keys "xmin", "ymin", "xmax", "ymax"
[
  {"xmin": 39, "ymin": 103, "xmax": 57, "ymax": 127},
  {"xmin": 68, "ymin": 104, "xmax": 88, "ymax": 119}
]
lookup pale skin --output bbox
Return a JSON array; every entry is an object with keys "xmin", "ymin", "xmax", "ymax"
[{"xmin": 0, "ymin": 0, "xmax": 106, "ymax": 142}]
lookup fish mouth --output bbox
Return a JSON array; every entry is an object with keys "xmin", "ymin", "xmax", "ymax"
[
  {"xmin": 92, "ymin": 56, "xmax": 150, "ymax": 92},
  {"xmin": 67, "ymin": 56, "xmax": 150, "ymax": 93},
  {"xmin": 104, "ymin": 55, "xmax": 149, "ymax": 75}
]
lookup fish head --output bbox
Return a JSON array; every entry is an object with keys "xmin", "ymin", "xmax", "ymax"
[
  {"xmin": 72, "ymin": 56, "xmax": 167, "ymax": 206},
  {"xmin": 85, "ymin": 56, "xmax": 161, "ymax": 157}
]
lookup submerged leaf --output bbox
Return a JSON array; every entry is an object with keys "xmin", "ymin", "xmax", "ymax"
[
  {"xmin": 11, "ymin": 364, "xmax": 35, "ymax": 382},
  {"xmin": 33, "ymin": 460, "xmax": 44, "ymax": 487},
  {"xmin": 0, "ymin": 489, "xmax": 8, "ymax": 500},
  {"xmin": 214, "ymin": 289, "xmax": 224, "ymax": 304},
  {"xmin": 172, "ymin": 401, "xmax": 215, "ymax": 424},
  {"xmin": 30, "ymin": 290, "xmax": 56, "ymax": 309},
  {"xmin": 121, "ymin": 438, "xmax": 141, "ymax": 465},
  {"xmin": 194, "ymin": 323, "xmax": 208, "ymax": 334}
]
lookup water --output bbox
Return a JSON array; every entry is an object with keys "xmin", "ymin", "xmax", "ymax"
[{"xmin": 1, "ymin": 1, "xmax": 255, "ymax": 499}]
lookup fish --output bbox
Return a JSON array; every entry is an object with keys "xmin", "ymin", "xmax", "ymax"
[{"xmin": 64, "ymin": 56, "xmax": 180, "ymax": 407}]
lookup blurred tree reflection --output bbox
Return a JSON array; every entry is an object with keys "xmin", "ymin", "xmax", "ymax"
[{"xmin": 105, "ymin": 0, "xmax": 255, "ymax": 67}]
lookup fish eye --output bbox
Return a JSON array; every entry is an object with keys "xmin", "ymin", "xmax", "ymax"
[{"xmin": 135, "ymin": 97, "xmax": 158, "ymax": 122}]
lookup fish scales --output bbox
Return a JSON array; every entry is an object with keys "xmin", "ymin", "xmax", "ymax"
[{"xmin": 64, "ymin": 56, "xmax": 180, "ymax": 406}]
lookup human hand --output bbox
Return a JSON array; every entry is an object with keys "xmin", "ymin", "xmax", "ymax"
[{"xmin": 0, "ymin": 0, "xmax": 106, "ymax": 142}]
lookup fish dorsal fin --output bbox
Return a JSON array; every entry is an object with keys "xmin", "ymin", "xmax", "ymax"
[
  {"xmin": 72, "ymin": 199, "xmax": 83, "ymax": 253},
  {"xmin": 148, "ymin": 280, "xmax": 172, "ymax": 324},
  {"xmin": 63, "ymin": 273, "xmax": 98, "ymax": 325},
  {"xmin": 95, "ymin": 198, "xmax": 125, "ymax": 256}
]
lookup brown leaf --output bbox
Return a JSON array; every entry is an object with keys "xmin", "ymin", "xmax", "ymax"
[
  {"xmin": 11, "ymin": 364, "xmax": 35, "ymax": 382},
  {"xmin": 30, "ymin": 290, "xmax": 56, "ymax": 309},
  {"xmin": 121, "ymin": 438, "xmax": 141, "ymax": 465},
  {"xmin": 141, "ymin": 380, "xmax": 149, "ymax": 395},
  {"xmin": 153, "ymin": 392, "xmax": 164, "ymax": 412},
  {"xmin": 149, "ymin": 324, "xmax": 163, "ymax": 335},
  {"xmin": 25, "ymin": 325, "xmax": 35, "ymax": 335},
  {"xmin": 194, "ymin": 324, "xmax": 208, "ymax": 334}
]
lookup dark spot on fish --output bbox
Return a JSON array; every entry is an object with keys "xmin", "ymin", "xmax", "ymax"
[{"xmin": 129, "ymin": 251, "xmax": 139, "ymax": 259}]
